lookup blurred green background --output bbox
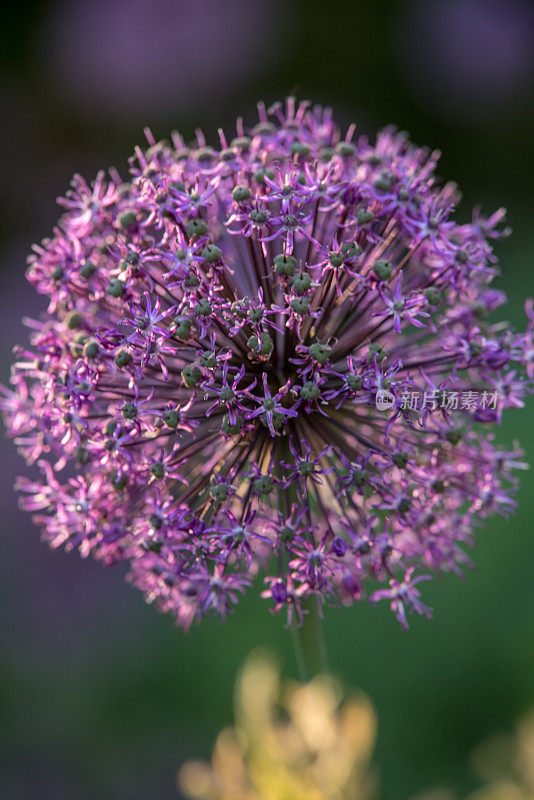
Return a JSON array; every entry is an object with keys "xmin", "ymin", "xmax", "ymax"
[{"xmin": 1, "ymin": 1, "xmax": 534, "ymax": 798}]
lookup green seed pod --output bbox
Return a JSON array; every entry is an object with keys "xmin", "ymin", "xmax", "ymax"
[
  {"xmin": 118, "ymin": 210, "xmax": 137, "ymax": 228},
  {"xmin": 114, "ymin": 350, "xmax": 132, "ymax": 367},
  {"xmin": 202, "ymin": 245, "xmax": 222, "ymax": 263},
  {"xmin": 186, "ymin": 218, "xmax": 208, "ymax": 238},
  {"xmin": 182, "ymin": 364, "xmax": 202, "ymax": 388},
  {"xmin": 291, "ymin": 297, "xmax": 310, "ymax": 315},
  {"xmin": 247, "ymin": 332, "xmax": 274, "ymax": 357},
  {"xmin": 335, "ymin": 141, "xmax": 355, "ymax": 157},
  {"xmin": 274, "ymin": 254, "xmax": 297, "ymax": 276},
  {"xmin": 150, "ymin": 462, "xmax": 165, "ymax": 480},
  {"xmin": 163, "ymin": 410, "xmax": 180, "ymax": 429},
  {"xmin": 108, "ymin": 279, "xmax": 125, "ymax": 298},
  {"xmin": 309, "ymin": 342, "xmax": 331, "ymax": 365},
  {"xmin": 222, "ymin": 415, "xmax": 244, "ymax": 435},
  {"xmin": 291, "ymin": 273, "xmax": 312, "ymax": 294},
  {"xmin": 373, "ymin": 260, "xmax": 393, "ymax": 281},
  {"xmin": 301, "ymin": 382, "xmax": 320, "ymax": 400},
  {"xmin": 232, "ymin": 186, "xmax": 252, "ymax": 202}
]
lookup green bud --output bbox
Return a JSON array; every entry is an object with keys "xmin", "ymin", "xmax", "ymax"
[
  {"xmin": 254, "ymin": 475, "xmax": 274, "ymax": 496},
  {"xmin": 111, "ymin": 472, "xmax": 128, "ymax": 491},
  {"xmin": 80, "ymin": 262, "xmax": 96, "ymax": 279},
  {"xmin": 290, "ymin": 141, "xmax": 311, "ymax": 157},
  {"xmin": 260, "ymin": 410, "xmax": 284, "ymax": 430},
  {"xmin": 357, "ymin": 209, "xmax": 374, "ymax": 225},
  {"xmin": 392, "ymin": 452, "xmax": 409, "ymax": 469},
  {"xmin": 249, "ymin": 209, "xmax": 267, "ymax": 225},
  {"xmin": 84, "ymin": 340, "xmax": 99, "ymax": 359},
  {"xmin": 122, "ymin": 402, "xmax": 137, "ymax": 419},
  {"xmin": 291, "ymin": 297, "xmax": 309, "ymax": 315},
  {"xmin": 329, "ymin": 252, "xmax": 344, "ymax": 268},
  {"xmin": 398, "ymin": 497, "xmax": 411, "ymax": 514},
  {"xmin": 114, "ymin": 350, "xmax": 132, "ymax": 368},
  {"xmin": 373, "ymin": 260, "xmax": 392, "ymax": 281},
  {"xmin": 280, "ymin": 525, "xmax": 295, "ymax": 544},
  {"xmin": 247, "ymin": 332, "xmax": 274, "ymax": 357},
  {"xmin": 183, "ymin": 272, "xmax": 200, "ymax": 289},
  {"xmin": 125, "ymin": 251, "xmax": 139, "ymax": 266},
  {"xmin": 222, "ymin": 414, "xmax": 244, "ymax": 435},
  {"xmin": 252, "ymin": 121, "xmax": 275, "ymax": 136},
  {"xmin": 182, "ymin": 364, "xmax": 202, "ymax": 388},
  {"xmin": 284, "ymin": 213, "xmax": 298, "ymax": 230},
  {"xmin": 173, "ymin": 317, "xmax": 192, "ymax": 340},
  {"xmin": 298, "ymin": 460, "xmax": 315, "ymax": 477},
  {"xmin": 150, "ymin": 462, "xmax": 165, "ymax": 480},
  {"xmin": 144, "ymin": 539, "xmax": 162, "ymax": 554},
  {"xmin": 186, "ymin": 218, "xmax": 208, "ymax": 238},
  {"xmin": 373, "ymin": 171, "xmax": 394, "ymax": 193},
  {"xmin": 163, "ymin": 410, "xmax": 180, "ymax": 428},
  {"xmin": 346, "ymin": 374, "xmax": 363, "ymax": 390},
  {"xmin": 232, "ymin": 186, "xmax": 252, "ymax": 202},
  {"xmin": 230, "ymin": 136, "xmax": 251, "ymax": 151},
  {"xmin": 199, "ymin": 350, "xmax": 217, "ymax": 368},
  {"xmin": 219, "ymin": 148, "xmax": 235, "ymax": 162},
  {"xmin": 349, "ymin": 469, "xmax": 368, "ymax": 488},
  {"xmin": 424, "ymin": 287, "xmax": 442, "ymax": 306},
  {"xmin": 65, "ymin": 310, "xmax": 82, "ymax": 330},
  {"xmin": 309, "ymin": 342, "xmax": 331, "ymax": 365},
  {"xmin": 253, "ymin": 168, "xmax": 275, "ymax": 185},
  {"xmin": 202, "ymin": 244, "xmax": 222, "ymax": 263},
  {"xmin": 291, "ymin": 272, "xmax": 312, "ymax": 294},
  {"xmin": 118, "ymin": 210, "xmax": 137, "ymax": 228},
  {"xmin": 195, "ymin": 147, "xmax": 215, "ymax": 162},
  {"xmin": 274, "ymin": 254, "xmax": 297, "ymax": 276},
  {"xmin": 210, "ymin": 483, "xmax": 229, "ymax": 501},
  {"xmin": 301, "ymin": 381, "xmax": 320, "ymax": 400},
  {"xmin": 149, "ymin": 513, "xmax": 163, "ymax": 530},
  {"xmin": 194, "ymin": 298, "xmax": 212, "ymax": 317},
  {"xmin": 341, "ymin": 241, "xmax": 362, "ymax": 259},
  {"xmin": 335, "ymin": 141, "xmax": 355, "ymax": 157},
  {"xmin": 108, "ymin": 279, "xmax": 125, "ymax": 298},
  {"xmin": 248, "ymin": 307, "xmax": 263, "ymax": 323},
  {"xmin": 446, "ymin": 430, "xmax": 462, "ymax": 445}
]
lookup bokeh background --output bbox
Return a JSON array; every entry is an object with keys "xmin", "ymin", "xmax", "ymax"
[{"xmin": 1, "ymin": 1, "xmax": 534, "ymax": 798}]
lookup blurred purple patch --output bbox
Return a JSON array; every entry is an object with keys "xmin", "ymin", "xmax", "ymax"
[
  {"xmin": 398, "ymin": 0, "xmax": 534, "ymax": 120},
  {"xmin": 42, "ymin": 0, "xmax": 287, "ymax": 120}
]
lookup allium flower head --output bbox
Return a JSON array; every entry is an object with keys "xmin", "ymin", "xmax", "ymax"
[{"xmin": 2, "ymin": 98, "xmax": 532, "ymax": 630}]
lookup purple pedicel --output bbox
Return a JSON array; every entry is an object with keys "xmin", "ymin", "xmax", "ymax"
[{"xmin": 1, "ymin": 99, "xmax": 532, "ymax": 630}]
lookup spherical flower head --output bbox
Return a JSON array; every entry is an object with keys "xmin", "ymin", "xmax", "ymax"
[{"xmin": 2, "ymin": 98, "xmax": 532, "ymax": 630}]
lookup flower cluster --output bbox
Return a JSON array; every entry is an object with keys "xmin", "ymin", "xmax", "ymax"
[{"xmin": 2, "ymin": 98, "xmax": 532, "ymax": 629}]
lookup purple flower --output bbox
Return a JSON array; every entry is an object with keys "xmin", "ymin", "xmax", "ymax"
[
  {"xmin": 370, "ymin": 568, "xmax": 433, "ymax": 630},
  {"xmin": 1, "ymin": 98, "xmax": 532, "ymax": 629}
]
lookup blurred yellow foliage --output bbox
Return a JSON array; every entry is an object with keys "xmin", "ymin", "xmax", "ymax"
[
  {"xmin": 465, "ymin": 712, "xmax": 534, "ymax": 800},
  {"xmin": 413, "ymin": 712, "xmax": 534, "ymax": 800},
  {"xmin": 178, "ymin": 650, "xmax": 377, "ymax": 800},
  {"xmin": 179, "ymin": 651, "xmax": 534, "ymax": 800}
]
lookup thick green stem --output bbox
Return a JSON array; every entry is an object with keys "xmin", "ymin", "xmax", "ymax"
[{"xmin": 291, "ymin": 596, "xmax": 330, "ymax": 680}]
